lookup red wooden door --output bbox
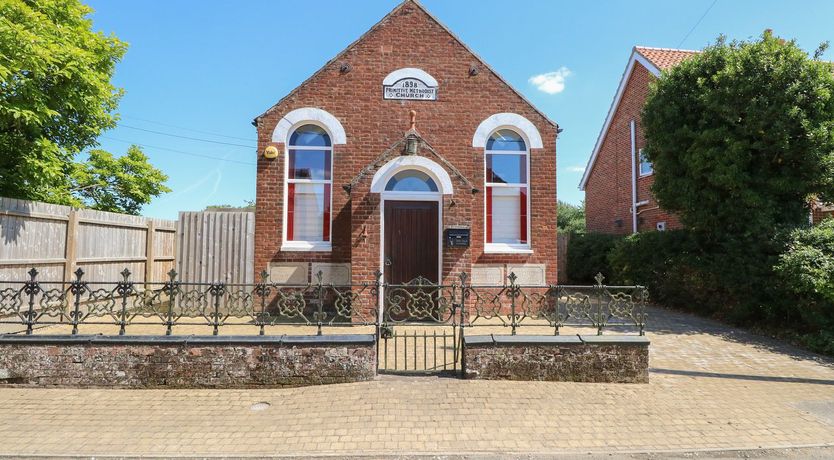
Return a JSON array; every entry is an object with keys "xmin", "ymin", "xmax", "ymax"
[{"xmin": 383, "ymin": 200, "xmax": 439, "ymax": 285}]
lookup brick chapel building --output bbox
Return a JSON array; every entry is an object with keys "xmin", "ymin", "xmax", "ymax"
[
  {"xmin": 580, "ymin": 46, "xmax": 833, "ymax": 234},
  {"xmin": 252, "ymin": 0, "xmax": 559, "ymax": 290}
]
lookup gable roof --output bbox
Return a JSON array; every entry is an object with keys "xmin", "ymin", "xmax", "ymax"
[
  {"xmin": 578, "ymin": 46, "xmax": 698, "ymax": 190},
  {"xmin": 253, "ymin": 0, "xmax": 557, "ymax": 130},
  {"xmin": 634, "ymin": 46, "xmax": 699, "ymax": 70}
]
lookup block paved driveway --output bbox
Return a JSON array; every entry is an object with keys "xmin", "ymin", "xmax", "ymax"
[{"xmin": 0, "ymin": 307, "xmax": 833, "ymax": 458}]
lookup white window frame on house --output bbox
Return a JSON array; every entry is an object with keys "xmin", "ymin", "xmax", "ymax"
[
  {"xmin": 483, "ymin": 128, "xmax": 533, "ymax": 254},
  {"xmin": 638, "ymin": 148, "xmax": 653, "ymax": 177},
  {"xmin": 281, "ymin": 122, "xmax": 333, "ymax": 252}
]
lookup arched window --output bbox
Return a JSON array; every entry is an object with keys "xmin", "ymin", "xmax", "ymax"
[
  {"xmin": 384, "ymin": 170, "xmax": 439, "ymax": 192},
  {"xmin": 485, "ymin": 129, "xmax": 530, "ymax": 250},
  {"xmin": 285, "ymin": 124, "xmax": 332, "ymax": 248}
]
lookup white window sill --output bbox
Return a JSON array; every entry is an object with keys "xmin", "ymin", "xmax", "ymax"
[
  {"xmin": 484, "ymin": 243, "xmax": 533, "ymax": 254},
  {"xmin": 281, "ymin": 241, "xmax": 332, "ymax": 252},
  {"xmin": 638, "ymin": 171, "xmax": 654, "ymax": 178}
]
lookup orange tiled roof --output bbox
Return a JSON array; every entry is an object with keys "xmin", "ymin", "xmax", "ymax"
[{"xmin": 634, "ymin": 46, "xmax": 699, "ymax": 70}]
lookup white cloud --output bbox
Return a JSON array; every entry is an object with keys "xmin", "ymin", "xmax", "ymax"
[
  {"xmin": 565, "ymin": 165, "xmax": 585, "ymax": 173},
  {"xmin": 529, "ymin": 67, "xmax": 572, "ymax": 94}
]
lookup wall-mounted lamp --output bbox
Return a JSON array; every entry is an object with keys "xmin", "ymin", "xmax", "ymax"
[
  {"xmin": 404, "ymin": 135, "xmax": 419, "ymax": 155},
  {"xmin": 263, "ymin": 145, "xmax": 279, "ymax": 159}
]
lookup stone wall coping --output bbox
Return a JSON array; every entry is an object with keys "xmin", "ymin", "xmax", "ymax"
[
  {"xmin": 0, "ymin": 334, "xmax": 376, "ymax": 346},
  {"xmin": 579, "ymin": 335, "xmax": 650, "ymax": 345},
  {"xmin": 463, "ymin": 334, "xmax": 649, "ymax": 346}
]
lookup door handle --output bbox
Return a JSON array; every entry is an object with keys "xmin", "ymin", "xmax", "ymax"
[{"xmin": 384, "ymin": 257, "xmax": 393, "ymax": 267}]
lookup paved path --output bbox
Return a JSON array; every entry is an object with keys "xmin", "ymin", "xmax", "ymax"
[{"xmin": 0, "ymin": 307, "xmax": 833, "ymax": 457}]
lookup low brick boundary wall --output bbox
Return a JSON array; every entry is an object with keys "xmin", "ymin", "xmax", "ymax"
[
  {"xmin": 463, "ymin": 335, "xmax": 649, "ymax": 383},
  {"xmin": 0, "ymin": 335, "xmax": 376, "ymax": 388}
]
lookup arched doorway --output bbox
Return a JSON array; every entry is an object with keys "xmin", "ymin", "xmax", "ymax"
[{"xmin": 371, "ymin": 156, "xmax": 453, "ymax": 285}]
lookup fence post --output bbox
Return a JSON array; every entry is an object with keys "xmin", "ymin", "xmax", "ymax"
[
  {"xmin": 458, "ymin": 271, "xmax": 468, "ymax": 376},
  {"xmin": 69, "ymin": 268, "xmax": 86, "ymax": 335},
  {"xmin": 314, "ymin": 270, "xmax": 325, "ymax": 336},
  {"xmin": 209, "ymin": 282, "xmax": 225, "ymax": 336},
  {"xmin": 63, "ymin": 208, "xmax": 78, "ymax": 312},
  {"xmin": 23, "ymin": 268, "xmax": 40, "ymax": 335},
  {"xmin": 164, "ymin": 269, "xmax": 178, "ymax": 336},
  {"xmin": 144, "ymin": 220, "xmax": 156, "ymax": 286},
  {"xmin": 594, "ymin": 272, "xmax": 605, "ymax": 335},
  {"xmin": 255, "ymin": 270, "xmax": 269, "ymax": 336},
  {"xmin": 63, "ymin": 209, "xmax": 79, "ymax": 284},
  {"xmin": 508, "ymin": 272, "xmax": 519, "ymax": 336},
  {"xmin": 116, "ymin": 268, "xmax": 133, "ymax": 336}
]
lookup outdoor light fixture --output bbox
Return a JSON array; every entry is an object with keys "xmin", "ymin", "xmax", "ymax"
[
  {"xmin": 405, "ymin": 135, "xmax": 419, "ymax": 155},
  {"xmin": 263, "ymin": 145, "xmax": 279, "ymax": 159}
]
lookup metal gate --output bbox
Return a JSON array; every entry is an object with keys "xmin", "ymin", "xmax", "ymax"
[
  {"xmin": 377, "ymin": 325, "xmax": 461, "ymax": 374},
  {"xmin": 376, "ymin": 276, "xmax": 463, "ymax": 375}
]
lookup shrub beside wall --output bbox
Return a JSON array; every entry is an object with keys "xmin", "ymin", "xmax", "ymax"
[
  {"xmin": 565, "ymin": 233, "xmax": 620, "ymax": 284},
  {"xmin": 582, "ymin": 223, "xmax": 834, "ymax": 356}
]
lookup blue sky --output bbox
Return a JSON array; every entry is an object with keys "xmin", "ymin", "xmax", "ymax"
[{"xmin": 85, "ymin": 0, "xmax": 834, "ymax": 220}]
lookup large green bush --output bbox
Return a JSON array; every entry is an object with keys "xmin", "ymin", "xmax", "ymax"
[
  {"xmin": 775, "ymin": 220, "xmax": 834, "ymax": 341},
  {"xmin": 565, "ymin": 233, "xmax": 620, "ymax": 283}
]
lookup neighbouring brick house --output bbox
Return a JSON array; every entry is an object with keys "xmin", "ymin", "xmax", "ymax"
[
  {"xmin": 580, "ymin": 46, "xmax": 833, "ymax": 234},
  {"xmin": 580, "ymin": 47, "xmax": 696, "ymax": 235},
  {"xmin": 811, "ymin": 201, "xmax": 834, "ymax": 224},
  {"xmin": 252, "ymin": 0, "xmax": 559, "ymax": 305}
]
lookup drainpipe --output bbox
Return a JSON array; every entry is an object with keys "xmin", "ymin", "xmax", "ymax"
[{"xmin": 630, "ymin": 120, "xmax": 638, "ymax": 234}]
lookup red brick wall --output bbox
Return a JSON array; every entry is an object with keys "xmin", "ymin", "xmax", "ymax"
[
  {"xmin": 253, "ymin": 2, "xmax": 558, "ymax": 294},
  {"xmin": 812, "ymin": 206, "xmax": 834, "ymax": 225},
  {"xmin": 585, "ymin": 61, "xmax": 681, "ymax": 234}
]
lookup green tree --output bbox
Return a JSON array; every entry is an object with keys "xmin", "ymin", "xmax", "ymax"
[
  {"xmin": 70, "ymin": 146, "xmax": 170, "ymax": 215},
  {"xmin": 642, "ymin": 32, "xmax": 834, "ymax": 238},
  {"xmin": 557, "ymin": 200, "xmax": 585, "ymax": 233},
  {"xmin": 0, "ymin": 0, "xmax": 169, "ymax": 213}
]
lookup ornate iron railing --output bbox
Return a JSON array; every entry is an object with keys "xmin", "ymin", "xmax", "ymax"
[{"xmin": 0, "ymin": 268, "xmax": 647, "ymax": 337}]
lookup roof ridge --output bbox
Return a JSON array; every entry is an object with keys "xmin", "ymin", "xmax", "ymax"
[
  {"xmin": 634, "ymin": 45, "xmax": 700, "ymax": 53},
  {"xmin": 253, "ymin": 0, "xmax": 558, "ymax": 129}
]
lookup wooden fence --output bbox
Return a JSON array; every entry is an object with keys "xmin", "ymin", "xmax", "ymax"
[
  {"xmin": 176, "ymin": 211, "xmax": 255, "ymax": 285},
  {"xmin": 0, "ymin": 197, "xmax": 176, "ymax": 283}
]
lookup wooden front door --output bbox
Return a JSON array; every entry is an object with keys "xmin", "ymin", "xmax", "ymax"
[{"xmin": 383, "ymin": 200, "xmax": 439, "ymax": 285}]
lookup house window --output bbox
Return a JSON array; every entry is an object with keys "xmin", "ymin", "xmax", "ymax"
[
  {"xmin": 485, "ymin": 129, "xmax": 530, "ymax": 251},
  {"xmin": 285, "ymin": 124, "xmax": 332, "ymax": 249},
  {"xmin": 639, "ymin": 149, "xmax": 653, "ymax": 176}
]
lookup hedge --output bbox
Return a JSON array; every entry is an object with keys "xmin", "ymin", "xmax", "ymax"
[
  {"xmin": 565, "ymin": 233, "xmax": 620, "ymax": 284},
  {"xmin": 576, "ymin": 226, "xmax": 834, "ymax": 356}
]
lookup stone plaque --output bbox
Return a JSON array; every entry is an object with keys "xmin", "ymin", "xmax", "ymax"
[
  {"xmin": 383, "ymin": 78, "xmax": 437, "ymax": 100},
  {"xmin": 268, "ymin": 262, "xmax": 308, "ymax": 285},
  {"xmin": 311, "ymin": 263, "xmax": 351, "ymax": 285},
  {"xmin": 507, "ymin": 264, "xmax": 546, "ymax": 286},
  {"xmin": 471, "ymin": 265, "xmax": 505, "ymax": 287}
]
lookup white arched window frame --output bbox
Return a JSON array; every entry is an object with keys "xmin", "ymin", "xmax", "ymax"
[
  {"xmin": 484, "ymin": 128, "xmax": 532, "ymax": 253},
  {"xmin": 282, "ymin": 122, "xmax": 333, "ymax": 252}
]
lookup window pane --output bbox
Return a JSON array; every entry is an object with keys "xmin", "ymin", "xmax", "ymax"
[
  {"xmin": 289, "ymin": 149, "xmax": 331, "ymax": 180},
  {"xmin": 486, "ymin": 154, "xmax": 526, "ymax": 184},
  {"xmin": 486, "ymin": 129, "xmax": 526, "ymax": 151},
  {"xmin": 489, "ymin": 186, "xmax": 524, "ymax": 244},
  {"xmin": 385, "ymin": 170, "xmax": 438, "ymax": 192},
  {"xmin": 289, "ymin": 183, "xmax": 328, "ymax": 241},
  {"xmin": 639, "ymin": 150, "xmax": 653, "ymax": 175},
  {"xmin": 289, "ymin": 124, "xmax": 331, "ymax": 147}
]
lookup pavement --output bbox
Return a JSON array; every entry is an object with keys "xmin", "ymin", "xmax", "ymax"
[{"xmin": 0, "ymin": 307, "xmax": 833, "ymax": 458}]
